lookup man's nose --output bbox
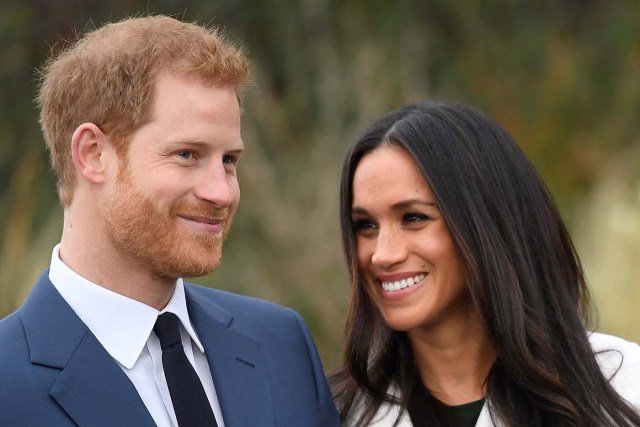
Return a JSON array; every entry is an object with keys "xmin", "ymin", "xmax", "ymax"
[{"xmin": 193, "ymin": 161, "xmax": 236, "ymax": 208}]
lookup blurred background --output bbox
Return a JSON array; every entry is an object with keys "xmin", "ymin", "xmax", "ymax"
[{"xmin": 1, "ymin": 0, "xmax": 639, "ymax": 370}]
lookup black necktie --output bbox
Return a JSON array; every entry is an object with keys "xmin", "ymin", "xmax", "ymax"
[{"xmin": 154, "ymin": 312, "xmax": 218, "ymax": 427}]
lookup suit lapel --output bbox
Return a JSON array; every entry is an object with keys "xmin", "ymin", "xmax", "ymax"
[
  {"xmin": 20, "ymin": 273, "xmax": 155, "ymax": 426},
  {"xmin": 50, "ymin": 332, "xmax": 156, "ymax": 426},
  {"xmin": 186, "ymin": 286, "xmax": 275, "ymax": 427}
]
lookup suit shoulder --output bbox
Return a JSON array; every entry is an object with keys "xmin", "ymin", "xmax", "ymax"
[
  {"xmin": 0, "ymin": 311, "xmax": 32, "ymax": 379},
  {"xmin": 0, "ymin": 311, "xmax": 25, "ymax": 348},
  {"xmin": 0, "ymin": 310, "xmax": 20, "ymax": 328},
  {"xmin": 185, "ymin": 283, "xmax": 317, "ymax": 359},
  {"xmin": 185, "ymin": 282, "xmax": 299, "ymax": 323}
]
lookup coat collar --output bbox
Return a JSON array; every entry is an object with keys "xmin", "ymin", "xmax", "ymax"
[
  {"xmin": 20, "ymin": 271, "xmax": 155, "ymax": 426},
  {"xmin": 358, "ymin": 388, "xmax": 496, "ymax": 427}
]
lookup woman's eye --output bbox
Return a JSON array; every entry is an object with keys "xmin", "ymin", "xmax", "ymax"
[
  {"xmin": 353, "ymin": 219, "xmax": 377, "ymax": 232},
  {"xmin": 403, "ymin": 213, "xmax": 429, "ymax": 224}
]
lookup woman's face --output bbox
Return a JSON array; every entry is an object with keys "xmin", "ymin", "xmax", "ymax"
[{"xmin": 351, "ymin": 144, "xmax": 472, "ymax": 334}]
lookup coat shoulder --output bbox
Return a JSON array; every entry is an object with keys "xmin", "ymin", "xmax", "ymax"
[
  {"xmin": 589, "ymin": 332, "xmax": 640, "ymax": 409},
  {"xmin": 184, "ymin": 282, "xmax": 302, "ymax": 328}
]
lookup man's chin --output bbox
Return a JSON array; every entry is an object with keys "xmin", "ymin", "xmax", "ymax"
[
  {"xmin": 139, "ymin": 237, "xmax": 224, "ymax": 279},
  {"xmin": 167, "ymin": 248, "xmax": 222, "ymax": 278},
  {"xmin": 153, "ymin": 258, "xmax": 220, "ymax": 280}
]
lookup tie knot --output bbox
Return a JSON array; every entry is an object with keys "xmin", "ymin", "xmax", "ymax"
[{"xmin": 154, "ymin": 312, "xmax": 183, "ymax": 350}]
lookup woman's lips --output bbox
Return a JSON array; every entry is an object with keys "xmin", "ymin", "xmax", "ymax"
[
  {"xmin": 374, "ymin": 272, "xmax": 428, "ymax": 301},
  {"xmin": 380, "ymin": 273, "xmax": 426, "ymax": 292}
]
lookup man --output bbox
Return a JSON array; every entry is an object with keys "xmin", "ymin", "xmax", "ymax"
[{"xmin": 0, "ymin": 16, "xmax": 339, "ymax": 426}]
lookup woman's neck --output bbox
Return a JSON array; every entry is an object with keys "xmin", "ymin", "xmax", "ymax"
[{"xmin": 407, "ymin": 311, "xmax": 496, "ymax": 405}]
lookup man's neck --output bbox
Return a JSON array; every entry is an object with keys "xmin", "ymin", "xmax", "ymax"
[{"xmin": 60, "ymin": 212, "xmax": 176, "ymax": 310}]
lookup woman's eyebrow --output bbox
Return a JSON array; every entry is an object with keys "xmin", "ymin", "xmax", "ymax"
[
  {"xmin": 389, "ymin": 199, "xmax": 436, "ymax": 210},
  {"xmin": 351, "ymin": 200, "xmax": 436, "ymax": 215}
]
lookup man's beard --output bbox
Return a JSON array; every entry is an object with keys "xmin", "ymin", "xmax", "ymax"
[{"xmin": 102, "ymin": 167, "xmax": 233, "ymax": 280}]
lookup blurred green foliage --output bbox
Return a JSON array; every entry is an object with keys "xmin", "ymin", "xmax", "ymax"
[{"xmin": 1, "ymin": 0, "xmax": 639, "ymax": 369}]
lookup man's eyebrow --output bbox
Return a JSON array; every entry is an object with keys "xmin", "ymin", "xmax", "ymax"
[
  {"xmin": 165, "ymin": 138, "xmax": 206, "ymax": 146},
  {"xmin": 164, "ymin": 139, "xmax": 245, "ymax": 151},
  {"xmin": 229, "ymin": 141, "xmax": 245, "ymax": 151}
]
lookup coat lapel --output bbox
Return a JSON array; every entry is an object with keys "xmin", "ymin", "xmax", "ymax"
[
  {"xmin": 186, "ymin": 286, "xmax": 275, "ymax": 427},
  {"xmin": 20, "ymin": 273, "xmax": 155, "ymax": 426},
  {"xmin": 475, "ymin": 402, "xmax": 495, "ymax": 427}
]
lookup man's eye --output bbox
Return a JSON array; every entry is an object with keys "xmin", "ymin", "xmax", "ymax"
[
  {"xmin": 177, "ymin": 150, "xmax": 193, "ymax": 160},
  {"xmin": 222, "ymin": 154, "xmax": 238, "ymax": 165}
]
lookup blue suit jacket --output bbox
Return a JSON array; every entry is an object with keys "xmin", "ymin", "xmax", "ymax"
[{"xmin": 0, "ymin": 271, "xmax": 340, "ymax": 426}]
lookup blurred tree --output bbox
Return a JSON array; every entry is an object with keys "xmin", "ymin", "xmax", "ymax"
[{"xmin": 1, "ymin": 0, "xmax": 639, "ymax": 368}]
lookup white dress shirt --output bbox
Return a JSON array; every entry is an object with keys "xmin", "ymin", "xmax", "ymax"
[{"xmin": 48, "ymin": 244, "xmax": 226, "ymax": 427}]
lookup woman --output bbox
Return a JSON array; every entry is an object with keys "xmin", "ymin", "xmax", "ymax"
[{"xmin": 330, "ymin": 101, "xmax": 640, "ymax": 426}]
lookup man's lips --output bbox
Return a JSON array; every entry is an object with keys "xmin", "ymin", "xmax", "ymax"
[
  {"xmin": 179, "ymin": 214, "xmax": 223, "ymax": 225},
  {"xmin": 178, "ymin": 214, "xmax": 226, "ymax": 233}
]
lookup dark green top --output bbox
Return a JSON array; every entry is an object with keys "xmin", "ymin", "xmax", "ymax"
[
  {"xmin": 408, "ymin": 378, "xmax": 485, "ymax": 426},
  {"xmin": 438, "ymin": 399, "xmax": 485, "ymax": 427}
]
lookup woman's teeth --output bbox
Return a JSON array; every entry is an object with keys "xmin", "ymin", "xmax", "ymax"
[{"xmin": 381, "ymin": 274, "xmax": 426, "ymax": 292}]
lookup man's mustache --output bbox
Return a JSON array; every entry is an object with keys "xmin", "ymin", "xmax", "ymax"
[{"xmin": 170, "ymin": 203, "xmax": 231, "ymax": 222}]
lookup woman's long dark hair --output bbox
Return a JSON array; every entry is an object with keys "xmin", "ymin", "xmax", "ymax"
[{"xmin": 330, "ymin": 101, "xmax": 640, "ymax": 426}]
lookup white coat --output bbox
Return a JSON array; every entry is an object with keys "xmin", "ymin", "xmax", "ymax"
[{"xmin": 345, "ymin": 333, "xmax": 640, "ymax": 426}]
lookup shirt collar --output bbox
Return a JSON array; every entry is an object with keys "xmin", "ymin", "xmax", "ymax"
[{"xmin": 48, "ymin": 244, "xmax": 205, "ymax": 369}]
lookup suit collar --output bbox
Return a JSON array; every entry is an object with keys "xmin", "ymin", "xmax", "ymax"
[
  {"xmin": 49, "ymin": 244, "xmax": 204, "ymax": 368},
  {"xmin": 21, "ymin": 273, "xmax": 277, "ymax": 426},
  {"xmin": 20, "ymin": 271, "xmax": 88, "ymax": 368},
  {"xmin": 20, "ymin": 271, "xmax": 155, "ymax": 426},
  {"xmin": 185, "ymin": 284, "xmax": 276, "ymax": 426},
  {"xmin": 49, "ymin": 244, "xmax": 158, "ymax": 369}
]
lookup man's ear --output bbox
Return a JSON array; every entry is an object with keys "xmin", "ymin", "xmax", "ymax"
[{"xmin": 71, "ymin": 123, "xmax": 113, "ymax": 184}]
